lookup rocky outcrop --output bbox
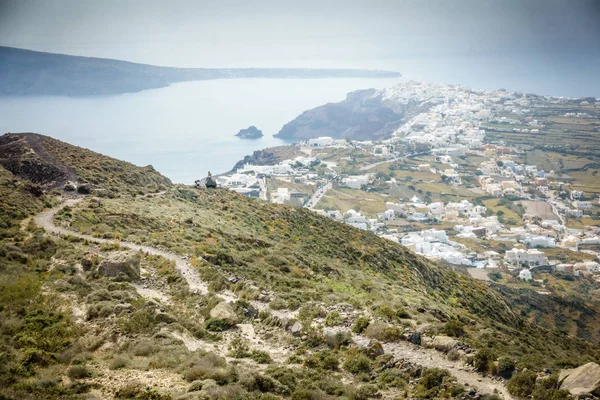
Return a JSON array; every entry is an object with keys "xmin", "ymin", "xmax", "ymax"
[
  {"xmin": 97, "ymin": 251, "xmax": 141, "ymax": 281},
  {"xmin": 559, "ymin": 362, "xmax": 600, "ymax": 397},
  {"xmin": 274, "ymin": 89, "xmax": 406, "ymax": 141},
  {"xmin": 429, "ymin": 336, "xmax": 459, "ymax": 353},
  {"xmin": 0, "ymin": 133, "xmax": 77, "ymax": 188},
  {"xmin": 231, "ymin": 149, "xmax": 280, "ymax": 171},
  {"xmin": 209, "ymin": 302, "xmax": 238, "ymax": 325},
  {"xmin": 235, "ymin": 126, "xmax": 263, "ymax": 139}
]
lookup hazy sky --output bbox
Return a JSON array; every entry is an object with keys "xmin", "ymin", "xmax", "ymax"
[
  {"xmin": 1, "ymin": 0, "xmax": 599, "ymax": 95},
  {"xmin": 1, "ymin": 0, "xmax": 598, "ymax": 66}
]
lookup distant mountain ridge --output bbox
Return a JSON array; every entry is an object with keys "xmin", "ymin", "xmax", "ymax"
[{"xmin": 0, "ymin": 46, "xmax": 401, "ymax": 96}]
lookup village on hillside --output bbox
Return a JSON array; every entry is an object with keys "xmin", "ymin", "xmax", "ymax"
[{"xmin": 204, "ymin": 81, "xmax": 600, "ymax": 290}]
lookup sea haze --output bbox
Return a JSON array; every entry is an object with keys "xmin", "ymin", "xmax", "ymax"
[{"xmin": 0, "ymin": 77, "xmax": 400, "ymax": 183}]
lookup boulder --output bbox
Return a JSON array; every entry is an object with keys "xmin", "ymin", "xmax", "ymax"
[
  {"xmin": 77, "ymin": 184, "xmax": 91, "ymax": 194},
  {"xmin": 64, "ymin": 181, "xmax": 77, "ymax": 191},
  {"xmin": 97, "ymin": 251, "xmax": 140, "ymax": 281},
  {"xmin": 403, "ymin": 330, "xmax": 421, "ymax": 345},
  {"xmin": 209, "ymin": 302, "xmax": 238, "ymax": 325},
  {"xmin": 290, "ymin": 321, "xmax": 303, "ymax": 336},
  {"xmin": 559, "ymin": 362, "xmax": 600, "ymax": 397},
  {"xmin": 323, "ymin": 328, "xmax": 351, "ymax": 348},
  {"xmin": 431, "ymin": 336, "xmax": 459, "ymax": 353},
  {"xmin": 155, "ymin": 312, "xmax": 177, "ymax": 324},
  {"xmin": 416, "ymin": 323, "xmax": 435, "ymax": 335},
  {"xmin": 366, "ymin": 340, "xmax": 385, "ymax": 359},
  {"xmin": 88, "ymin": 198, "xmax": 102, "ymax": 209},
  {"xmin": 421, "ymin": 336, "xmax": 434, "ymax": 348}
]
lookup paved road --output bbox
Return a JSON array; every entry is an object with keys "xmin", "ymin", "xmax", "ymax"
[{"xmin": 304, "ymin": 182, "xmax": 332, "ymax": 209}]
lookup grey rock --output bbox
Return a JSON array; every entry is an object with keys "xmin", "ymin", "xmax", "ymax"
[
  {"xmin": 64, "ymin": 181, "xmax": 77, "ymax": 191},
  {"xmin": 559, "ymin": 362, "xmax": 600, "ymax": 397},
  {"xmin": 290, "ymin": 321, "xmax": 302, "ymax": 336},
  {"xmin": 209, "ymin": 302, "xmax": 238, "ymax": 325},
  {"xmin": 155, "ymin": 312, "xmax": 177, "ymax": 324},
  {"xmin": 97, "ymin": 251, "xmax": 140, "ymax": 281},
  {"xmin": 430, "ymin": 336, "xmax": 459, "ymax": 353}
]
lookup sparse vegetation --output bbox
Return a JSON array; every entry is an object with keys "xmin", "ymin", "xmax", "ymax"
[{"xmin": 0, "ymin": 133, "xmax": 599, "ymax": 399}]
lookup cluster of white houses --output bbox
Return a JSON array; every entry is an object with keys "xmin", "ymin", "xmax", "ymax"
[{"xmin": 212, "ymin": 81, "xmax": 600, "ymax": 282}]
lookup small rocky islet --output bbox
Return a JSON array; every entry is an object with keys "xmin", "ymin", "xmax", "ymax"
[{"xmin": 235, "ymin": 125, "xmax": 263, "ymax": 139}]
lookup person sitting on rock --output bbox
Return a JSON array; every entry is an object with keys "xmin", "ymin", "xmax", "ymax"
[{"xmin": 205, "ymin": 171, "xmax": 217, "ymax": 189}]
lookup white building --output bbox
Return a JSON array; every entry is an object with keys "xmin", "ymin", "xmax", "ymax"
[
  {"xmin": 522, "ymin": 236, "xmax": 556, "ymax": 248},
  {"xmin": 422, "ymin": 229, "xmax": 449, "ymax": 243},
  {"xmin": 306, "ymin": 137, "xmax": 346, "ymax": 147},
  {"xmin": 342, "ymin": 174, "xmax": 372, "ymax": 189},
  {"xmin": 519, "ymin": 269, "xmax": 533, "ymax": 281},
  {"xmin": 504, "ymin": 248, "xmax": 548, "ymax": 267},
  {"xmin": 428, "ymin": 202, "xmax": 445, "ymax": 215}
]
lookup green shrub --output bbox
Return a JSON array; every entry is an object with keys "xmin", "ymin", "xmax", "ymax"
[
  {"xmin": 304, "ymin": 350, "xmax": 339, "ymax": 371},
  {"xmin": 324, "ymin": 311, "xmax": 344, "ymax": 327},
  {"xmin": 414, "ymin": 368, "xmax": 450, "ymax": 398},
  {"xmin": 291, "ymin": 388, "xmax": 317, "ymax": 400},
  {"xmin": 184, "ymin": 353, "xmax": 235, "ymax": 385},
  {"xmin": 373, "ymin": 305, "xmax": 395, "ymax": 321},
  {"xmin": 115, "ymin": 382, "xmax": 172, "ymax": 399},
  {"xmin": 343, "ymin": 350, "xmax": 372, "ymax": 374},
  {"xmin": 67, "ymin": 364, "xmax": 91, "ymax": 379},
  {"xmin": 110, "ymin": 356, "xmax": 129, "ymax": 370},
  {"xmin": 205, "ymin": 318, "xmax": 232, "ymax": 332},
  {"xmin": 373, "ymin": 304, "xmax": 411, "ymax": 321},
  {"xmin": 531, "ymin": 375, "xmax": 572, "ymax": 400},
  {"xmin": 377, "ymin": 369, "xmax": 408, "ymax": 389},
  {"xmin": 349, "ymin": 384, "xmax": 380, "ymax": 400},
  {"xmin": 249, "ymin": 350, "xmax": 272, "ymax": 364},
  {"xmin": 364, "ymin": 322, "xmax": 402, "ymax": 342},
  {"xmin": 443, "ymin": 320, "xmax": 465, "ymax": 337},
  {"xmin": 497, "ymin": 356, "xmax": 515, "ymax": 379},
  {"xmin": 228, "ymin": 335, "xmax": 251, "ymax": 358},
  {"xmin": 352, "ymin": 316, "xmax": 370, "ymax": 334},
  {"xmin": 507, "ymin": 370, "xmax": 537, "ymax": 398},
  {"xmin": 318, "ymin": 378, "xmax": 347, "ymax": 396},
  {"xmin": 132, "ymin": 342, "xmax": 158, "ymax": 357},
  {"xmin": 269, "ymin": 298, "xmax": 287, "ymax": 310},
  {"xmin": 119, "ymin": 309, "xmax": 156, "ymax": 334},
  {"xmin": 474, "ymin": 348, "xmax": 495, "ymax": 373}
]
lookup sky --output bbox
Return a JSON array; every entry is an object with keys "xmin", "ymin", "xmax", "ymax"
[{"xmin": 1, "ymin": 0, "xmax": 599, "ymax": 94}]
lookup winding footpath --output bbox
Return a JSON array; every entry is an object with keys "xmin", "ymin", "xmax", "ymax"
[{"xmin": 33, "ymin": 197, "xmax": 513, "ymax": 399}]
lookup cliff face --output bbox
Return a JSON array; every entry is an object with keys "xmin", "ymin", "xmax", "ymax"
[
  {"xmin": 274, "ymin": 89, "xmax": 407, "ymax": 141},
  {"xmin": 231, "ymin": 149, "xmax": 280, "ymax": 171}
]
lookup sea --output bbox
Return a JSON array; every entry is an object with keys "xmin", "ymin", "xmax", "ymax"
[
  {"xmin": 1, "ymin": 53, "xmax": 598, "ymax": 184},
  {"xmin": 0, "ymin": 78, "xmax": 401, "ymax": 183}
]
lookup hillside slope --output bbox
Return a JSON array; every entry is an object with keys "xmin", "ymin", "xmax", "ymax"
[
  {"xmin": 0, "ymin": 132, "xmax": 172, "ymax": 194},
  {"xmin": 0, "ymin": 46, "xmax": 401, "ymax": 96},
  {"xmin": 0, "ymin": 135, "xmax": 597, "ymax": 399}
]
